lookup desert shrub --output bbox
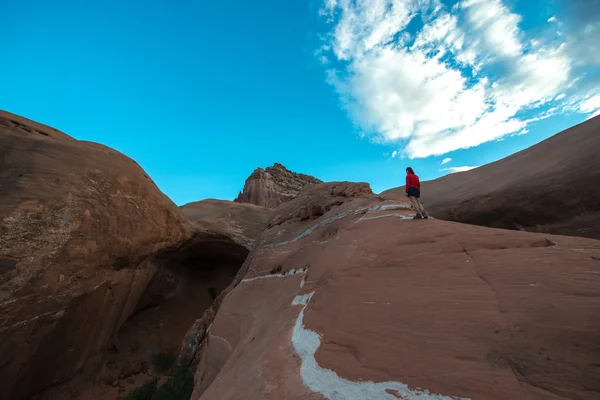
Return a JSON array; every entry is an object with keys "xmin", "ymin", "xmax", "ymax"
[
  {"xmin": 153, "ymin": 360, "xmax": 194, "ymax": 400},
  {"xmin": 122, "ymin": 356, "xmax": 193, "ymax": 400}
]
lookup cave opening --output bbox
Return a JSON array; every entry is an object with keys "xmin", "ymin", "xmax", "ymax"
[{"xmin": 89, "ymin": 235, "xmax": 249, "ymax": 398}]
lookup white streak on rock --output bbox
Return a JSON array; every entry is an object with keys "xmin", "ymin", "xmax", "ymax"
[
  {"xmin": 268, "ymin": 206, "xmax": 373, "ymax": 248},
  {"xmin": 241, "ymin": 268, "xmax": 308, "ymax": 283},
  {"xmin": 268, "ymin": 214, "xmax": 349, "ymax": 248},
  {"xmin": 210, "ymin": 333, "xmax": 233, "ymax": 350},
  {"xmin": 369, "ymin": 204, "xmax": 412, "ymax": 212},
  {"xmin": 292, "ymin": 292, "xmax": 314, "ymax": 306},
  {"xmin": 291, "ymin": 293, "xmax": 470, "ymax": 400},
  {"xmin": 0, "ymin": 310, "xmax": 58, "ymax": 333},
  {"xmin": 357, "ymin": 213, "xmax": 414, "ymax": 223}
]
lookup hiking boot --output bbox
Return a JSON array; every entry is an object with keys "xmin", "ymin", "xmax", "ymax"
[
  {"xmin": 413, "ymin": 212, "xmax": 423, "ymax": 219},
  {"xmin": 422, "ymin": 212, "xmax": 428, "ymax": 219}
]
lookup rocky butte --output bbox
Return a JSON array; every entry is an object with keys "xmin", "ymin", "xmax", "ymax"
[
  {"xmin": 0, "ymin": 110, "xmax": 599, "ymax": 400},
  {"xmin": 234, "ymin": 163, "xmax": 323, "ymax": 209}
]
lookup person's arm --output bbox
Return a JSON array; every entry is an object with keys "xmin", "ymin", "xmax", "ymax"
[{"xmin": 405, "ymin": 175, "xmax": 409, "ymax": 193}]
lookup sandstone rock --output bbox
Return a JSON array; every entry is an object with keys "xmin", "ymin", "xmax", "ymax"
[
  {"xmin": 0, "ymin": 111, "xmax": 194, "ymax": 399},
  {"xmin": 234, "ymin": 163, "xmax": 322, "ymax": 208},
  {"xmin": 184, "ymin": 182, "xmax": 600, "ymax": 399},
  {"xmin": 180, "ymin": 199, "xmax": 271, "ymax": 250},
  {"xmin": 382, "ymin": 115, "xmax": 600, "ymax": 240},
  {"xmin": 0, "ymin": 110, "xmax": 74, "ymax": 141},
  {"xmin": 1, "ymin": 112, "xmax": 276, "ymax": 399}
]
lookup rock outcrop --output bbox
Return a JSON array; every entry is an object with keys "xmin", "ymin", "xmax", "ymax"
[
  {"xmin": 0, "ymin": 110, "xmax": 197, "ymax": 399},
  {"xmin": 382, "ymin": 115, "xmax": 600, "ymax": 240},
  {"xmin": 76, "ymin": 200, "xmax": 273, "ymax": 399},
  {"xmin": 183, "ymin": 182, "xmax": 600, "ymax": 400},
  {"xmin": 180, "ymin": 199, "xmax": 271, "ymax": 250},
  {"xmin": 0, "ymin": 111, "xmax": 267, "ymax": 399},
  {"xmin": 234, "ymin": 163, "xmax": 322, "ymax": 208},
  {"xmin": 4, "ymin": 108, "xmax": 600, "ymax": 400}
]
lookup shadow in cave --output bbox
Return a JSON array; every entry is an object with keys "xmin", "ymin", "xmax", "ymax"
[{"xmin": 97, "ymin": 234, "xmax": 248, "ymax": 396}]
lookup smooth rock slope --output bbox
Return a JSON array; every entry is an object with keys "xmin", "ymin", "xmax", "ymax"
[
  {"xmin": 234, "ymin": 163, "xmax": 322, "ymax": 208},
  {"xmin": 184, "ymin": 182, "xmax": 600, "ymax": 400},
  {"xmin": 0, "ymin": 110, "xmax": 194, "ymax": 399},
  {"xmin": 0, "ymin": 111, "xmax": 267, "ymax": 399},
  {"xmin": 382, "ymin": 115, "xmax": 600, "ymax": 240}
]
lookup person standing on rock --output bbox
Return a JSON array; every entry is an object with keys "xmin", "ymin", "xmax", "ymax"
[{"xmin": 405, "ymin": 167, "xmax": 428, "ymax": 219}]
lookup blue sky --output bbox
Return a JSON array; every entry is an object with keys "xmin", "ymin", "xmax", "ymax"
[{"xmin": 1, "ymin": 0, "xmax": 599, "ymax": 205}]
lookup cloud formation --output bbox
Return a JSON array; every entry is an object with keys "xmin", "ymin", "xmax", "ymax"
[
  {"xmin": 319, "ymin": 0, "xmax": 600, "ymax": 158},
  {"xmin": 443, "ymin": 165, "xmax": 479, "ymax": 173},
  {"xmin": 580, "ymin": 95, "xmax": 600, "ymax": 120},
  {"xmin": 440, "ymin": 157, "xmax": 452, "ymax": 165}
]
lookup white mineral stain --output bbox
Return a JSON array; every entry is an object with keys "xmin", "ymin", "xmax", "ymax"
[{"xmin": 291, "ymin": 292, "xmax": 470, "ymax": 400}]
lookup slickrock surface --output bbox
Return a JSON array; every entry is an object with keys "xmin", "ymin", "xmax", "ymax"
[
  {"xmin": 382, "ymin": 115, "xmax": 600, "ymax": 240},
  {"xmin": 184, "ymin": 182, "xmax": 600, "ymax": 400},
  {"xmin": 234, "ymin": 163, "xmax": 322, "ymax": 208},
  {"xmin": 4, "ymin": 108, "xmax": 600, "ymax": 400}
]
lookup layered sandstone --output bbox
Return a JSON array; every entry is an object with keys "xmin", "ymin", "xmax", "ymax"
[
  {"xmin": 184, "ymin": 182, "xmax": 600, "ymax": 400},
  {"xmin": 234, "ymin": 163, "xmax": 322, "ymax": 208}
]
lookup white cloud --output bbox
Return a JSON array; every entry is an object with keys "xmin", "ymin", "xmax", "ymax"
[
  {"xmin": 442, "ymin": 165, "xmax": 479, "ymax": 173},
  {"xmin": 440, "ymin": 157, "xmax": 452, "ymax": 165},
  {"xmin": 460, "ymin": 0, "xmax": 523, "ymax": 58},
  {"xmin": 579, "ymin": 94, "xmax": 600, "ymax": 116},
  {"xmin": 318, "ymin": 0, "xmax": 591, "ymax": 159},
  {"xmin": 587, "ymin": 110, "xmax": 600, "ymax": 120},
  {"xmin": 548, "ymin": 16, "xmax": 556, "ymax": 22}
]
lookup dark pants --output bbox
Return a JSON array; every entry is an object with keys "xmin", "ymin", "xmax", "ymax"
[{"xmin": 407, "ymin": 187, "xmax": 420, "ymax": 198}]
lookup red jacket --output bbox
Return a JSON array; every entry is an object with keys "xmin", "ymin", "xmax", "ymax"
[{"xmin": 405, "ymin": 173, "xmax": 420, "ymax": 193}]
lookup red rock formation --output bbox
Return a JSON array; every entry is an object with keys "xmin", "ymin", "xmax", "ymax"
[
  {"xmin": 0, "ymin": 110, "xmax": 197, "ymax": 399},
  {"xmin": 66, "ymin": 200, "xmax": 271, "ymax": 399},
  {"xmin": 0, "ymin": 111, "xmax": 267, "ymax": 399},
  {"xmin": 180, "ymin": 199, "xmax": 271, "ymax": 250},
  {"xmin": 184, "ymin": 182, "xmax": 600, "ymax": 400},
  {"xmin": 382, "ymin": 115, "xmax": 600, "ymax": 239},
  {"xmin": 234, "ymin": 163, "xmax": 322, "ymax": 208}
]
